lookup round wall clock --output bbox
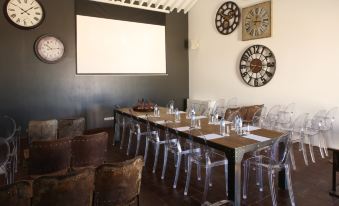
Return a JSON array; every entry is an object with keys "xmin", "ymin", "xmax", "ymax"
[
  {"xmin": 239, "ymin": 45, "xmax": 276, "ymax": 87},
  {"xmin": 242, "ymin": 1, "xmax": 271, "ymax": 41},
  {"xmin": 215, "ymin": 1, "xmax": 240, "ymax": 35},
  {"xmin": 4, "ymin": 0, "xmax": 44, "ymax": 29},
  {"xmin": 34, "ymin": 35, "xmax": 65, "ymax": 64}
]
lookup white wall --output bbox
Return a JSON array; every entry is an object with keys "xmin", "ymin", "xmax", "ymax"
[{"xmin": 189, "ymin": 0, "xmax": 339, "ymax": 146}]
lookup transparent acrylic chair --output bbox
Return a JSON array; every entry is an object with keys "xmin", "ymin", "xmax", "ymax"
[
  {"xmin": 262, "ymin": 105, "xmax": 282, "ymax": 129},
  {"xmin": 186, "ymin": 99, "xmax": 210, "ymax": 117},
  {"xmin": 211, "ymin": 99, "xmax": 227, "ymax": 118},
  {"xmin": 161, "ymin": 122, "xmax": 200, "ymax": 189},
  {"xmin": 242, "ymin": 135, "xmax": 295, "ymax": 206},
  {"xmin": 318, "ymin": 107, "xmax": 338, "ymax": 158},
  {"xmin": 184, "ymin": 129, "xmax": 228, "ymax": 204},
  {"xmin": 0, "ymin": 137, "xmax": 10, "ymax": 184},
  {"xmin": 275, "ymin": 103, "xmax": 296, "ymax": 131},
  {"xmin": 252, "ymin": 106, "xmax": 267, "ymax": 127},
  {"xmin": 226, "ymin": 97, "xmax": 237, "ymax": 109}
]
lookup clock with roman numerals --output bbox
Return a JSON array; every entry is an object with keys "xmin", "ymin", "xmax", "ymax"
[
  {"xmin": 4, "ymin": 0, "xmax": 44, "ymax": 29},
  {"xmin": 239, "ymin": 45, "xmax": 276, "ymax": 87},
  {"xmin": 242, "ymin": 1, "xmax": 271, "ymax": 41}
]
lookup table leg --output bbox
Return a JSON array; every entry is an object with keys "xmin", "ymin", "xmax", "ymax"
[
  {"xmin": 278, "ymin": 141, "xmax": 287, "ymax": 189},
  {"xmin": 226, "ymin": 149, "xmax": 244, "ymax": 206},
  {"xmin": 330, "ymin": 150, "xmax": 339, "ymax": 197}
]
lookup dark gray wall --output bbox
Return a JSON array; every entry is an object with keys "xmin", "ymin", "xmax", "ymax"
[{"xmin": 0, "ymin": 0, "xmax": 188, "ymax": 129}]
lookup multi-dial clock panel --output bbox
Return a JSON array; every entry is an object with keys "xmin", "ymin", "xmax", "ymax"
[{"xmin": 239, "ymin": 45, "xmax": 276, "ymax": 87}]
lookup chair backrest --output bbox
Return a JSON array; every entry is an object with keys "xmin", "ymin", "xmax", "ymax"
[
  {"xmin": 0, "ymin": 181, "xmax": 32, "ymax": 206},
  {"xmin": 58, "ymin": 117, "xmax": 86, "ymax": 139},
  {"xmin": 94, "ymin": 156, "xmax": 144, "ymax": 206},
  {"xmin": 224, "ymin": 108, "xmax": 240, "ymax": 122},
  {"xmin": 292, "ymin": 113, "xmax": 309, "ymax": 133},
  {"xmin": 29, "ymin": 138, "xmax": 71, "ymax": 175},
  {"xmin": 324, "ymin": 107, "xmax": 338, "ymax": 130},
  {"xmin": 32, "ymin": 168, "xmax": 95, "ymax": 206},
  {"xmin": 262, "ymin": 105, "xmax": 281, "ymax": 129},
  {"xmin": 212, "ymin": 99, "xmax": 227, "ymax": 117},
  {"xmin": 71, "ymin": 132, "xmax": 108, "ymax": 168},
  {"xmin": 0, "ymin": 115, "xmax": 16, "ymax": 140},
  {"xmin": 252, "ymin": 106, "xmax": 267, "ymax": 127},
  {"xmin": 309, "ymin": 109, "xmax": 327, "ymax": 130},
  {"xmin": 226, "ymin": 97, "xmax": 238, "ymax": 109},
  {"xmin": 28, "ymin": 119, "xmax": 58, "ymax": 143},
  {"xmin": 270, "ymin": 135, "xmax": 290, "ymax": 166},
  {"xmin": 0, "ymin": 138, "xmax": 10, "ymax": 170},
  {"xmin": 186, "ymin": 99, "xmax": 211, "ymax": 116}
]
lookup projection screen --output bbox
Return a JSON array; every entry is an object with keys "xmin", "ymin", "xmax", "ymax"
[{"xmin": 76, "ymin": 15, "xmax": 166, "ymax": 74}]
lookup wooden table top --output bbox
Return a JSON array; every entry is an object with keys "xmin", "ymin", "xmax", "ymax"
[{"xmin": 116, "ymin": 107, "xmax": 286, "ymax": 152}]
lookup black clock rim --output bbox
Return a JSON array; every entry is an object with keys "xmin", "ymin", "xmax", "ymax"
[
  {"xmin": 215, "ymin": 1, "xmax": 241, "ymax": 35},
  {"xmin": 239, "ymin": 44, "xmax": 276, "ymax": 87},
  {"xmin": 3, "ymin": 0, "xmax": 45, "ymax": 30},
  {"xmin": 34, "ymin": 34, "xmax": 65, "ymax": 64}
]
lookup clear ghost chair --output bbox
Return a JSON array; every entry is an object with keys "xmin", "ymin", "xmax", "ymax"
[
  {"xmin": 275, "ymin": 103, "xmax": 296, "ymax": 131},
  {"xmin": 226, "ymin": 97, "xmax": 237, "ymax": 109},
  {"xmin": 119, "ymin": 115, "xmax": 132, "ymax": 150},
  {"xmin": 319, "ymin": 107, "xmax": 338, "ymax": 157},
  {"xmin": 161, "ymin": 123, "xmax": 200, "ymax": 189},
  {"xmin": 242, "ymin": 135, "xmax": 295, "ymax": 206},
  {"xmin": 186, "ymin": 99, "xmax": 210, "ymax": 117},
  {"xmin": 184, "ymin": 129, "xmax": 228, "ymax": 204},
  {"xmin": 211, "ymin": 99, "xmax": 227, "ymax": 117},
  {"xmin": 262, "ymin": 105, "xmax": 282, "ymax": 129},
  {"xmin": 252, "ymin": 106, "xmax": 267, "ymax": 127},
  {"xmin": 304, "ymin": 110, "xmax": 327, "ymax": 162},
  {"xmin": 0, "ymin": 137, "xmax": 10, "ymax": 184}
]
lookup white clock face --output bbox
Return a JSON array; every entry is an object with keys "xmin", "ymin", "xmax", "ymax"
[
  {"xmin": 6, "ymin": 0, "xmax": 44, "ymax": 29},
  {"xmin": 35, "ymin": 36, "xmax": 65, "ymax": 63}
]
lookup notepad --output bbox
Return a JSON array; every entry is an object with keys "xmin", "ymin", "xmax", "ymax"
[
  {"xmin": 243, "ymin": 134, "xmax": 270, "ymax": 142},
  {"xmin": 174, "ymin": 126, "xmax": 191, "ymax": 132},
  {"xmin": 199, "ymin": 133, "xmax": 224, "ymax": 140},
  {"xmin": 155, "ymin": 120, "xmax": 172, "ymax": 124},
  {"xmin": 186, "ymin": 116, "xmax": 207, "ymax": 120},
  {"xmin": 208, "ymin": 121, "xmax": 232, "ymax": 125}
]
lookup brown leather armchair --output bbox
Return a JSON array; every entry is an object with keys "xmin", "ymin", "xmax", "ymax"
[
  {"xmin": 0, "ymin": 181, "xmax": 32, "ymax": 206},
  {"xmin": 71, "ymin": 132, "xmax": 108, "ymax": 168},
  {"xmin": 58, "ymin": 117, "xmax": 86, "ymax": 139},
  {"xmin": 31, "ymin": 168, "xmax": 95, "ymax": 206},
  {"xmin": 94, "ymin": 156, "xmax": 144, "ymax": 206},
  {"xmin": 28, "ymin": 119, "xmax": 58, "ymax": 143},
  {"xmin": 28, "ymin": 138, "xmax": 71, "ymax": 176}
]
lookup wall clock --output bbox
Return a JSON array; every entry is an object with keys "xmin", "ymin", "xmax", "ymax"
[
  {"xmin": 242, "ymin": 1, "xmax": 271, "ymax": 41},
  {"xmin": 4, "ymin": 0, "xmax": 44, "ymax": 29},
  {"xmin": 215, "ymin": 1, "xmax": 240, "ymax": 35},
  {"xmin": 34, "ymin": 35, "xmax": 65, "ymax": 64},
  {"xmin": 239, "ymin": 45, "xmax": 276, "ymax": 87}
]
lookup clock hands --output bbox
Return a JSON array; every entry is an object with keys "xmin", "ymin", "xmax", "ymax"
[{"xmin": 21, "ymin": 7, "xmax": 33, "ymax": 15}]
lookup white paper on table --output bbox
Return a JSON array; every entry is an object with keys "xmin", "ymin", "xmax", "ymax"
[
  {"xmin": 242, "ymin": 126, "xmax": 260, "ymax": 132},
  {"xmin": 155, "ymin": 120, "xmax": 172, "ymax": 124},
  {"xmin": 243, "ymin": 134, "xmax": 270, "ymax": 142},
  {"xmin": 137, "ymin": 115, "xmax": 148, "ymax": 118},
  {"xmin": 178, "ymin": 111, "xmax": 186, "ymax": 114},
  {"xmin": 174, "ymin": 126, "xmax": 191, "ymax": 132},
  {"xmin": 199, "ymin": 133, "xmax": 224, "ymax": 140},
  {"xmin": 208, "ymin": 121, "xmax": 232, "ymax": 125},
  {"xmin": 186, "ymin": 116, "xmax": 207, "ymax": 120}
]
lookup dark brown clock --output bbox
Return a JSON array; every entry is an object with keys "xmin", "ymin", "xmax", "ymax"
[
  {"xmin": 239, "ymin": 45, "xmax": 276, "ymax": 87},
  {"xmin": 215, "ymin": 1, "xmax": 240, "ymax": 35}
]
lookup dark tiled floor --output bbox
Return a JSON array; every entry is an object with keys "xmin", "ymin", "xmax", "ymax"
[{"xmin": 13, "ymin": 129, "xmax": 339, "ymax": 205}]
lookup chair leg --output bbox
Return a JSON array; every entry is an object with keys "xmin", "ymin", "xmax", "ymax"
[
  {"xmin": 307, "ymin": 135, "xmax": 316, "ymax": 163},
  {"xmin": 144, "ymin": 138, "xmax": 150, "ymax": 165},
  {"xmin": 135, "ymin": 133, "xmax": 141, "ymax": 157},
  {"xmin": 268, "ymin": 169, "xmax": 277, "ymax": 206},
  {"xmin": 126, "ymin": 131, "xmax": 133, "ymax": 156},
  {"xmin": 209, "ymin": 168, "xmax": 213, "ymax": 187},
  {"xmin": 224, "ymin": 162, "xmax": 228, "ymax": 197},
  {"xmin": 113, "ymin": 121, "xmax": 119, "ymax": 147},
  {"xmin": 318, "ymin": 135, "xmax": 325, "ymax": 159},
  {"xmin": 197, "ymin": 162, "xmax": 201, "ymax": 181},
  {"xmin": 321, "ymin": 132, "xmax": 329, "ymax": 157},
  {"xmin": 285, "ymin": 164, "xmax": 296, "ymax": 206},
  {"xmin": 300, "ymin": 136, "xmax": 309, "ymax": 166},
  {"xmin": 120, "ymin": 119, "xmax": 126, "ymax": 150},
  {"xmin": 257, "ymin": 156, "xmax": 263, "ymax": 191},
  {"xmin": 161, "ymin": 145, "xmax": 168, "ymax": 179},
  {"xmin": 242, "ymin": 161, "xmax": 249, "ymax": 199},
  {"xmin": 203, "ymin": 167, "xmax": 211, "ymax": 203},
  {"xmin": 152, "ymin": 143, "xmax": 160, "ymax": 173},
  {"xmin": 173, "ymin": 153, "xmax": 182, "ymax": 188},
  {"xmin": 184, "ymin": 156, "xmax": 192, "ymax": 196}
]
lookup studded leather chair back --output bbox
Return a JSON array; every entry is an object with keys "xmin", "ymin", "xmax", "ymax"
[
  {"xmin": 71, "ymin": 132, "xmax": 108, "ymax": 168},
  {"xmin": 32, "ymin": 168, "xmax": 95, "ymax": 206},
  {"xmin": 58, "ymin": 117, "xmax": 85, "ymax": 139},
  {"xmin": 94, "ymin": 156, "xmax": 143, "ymax": 206},
  {"xmin": 29, "ymin": 138, "xmax": 71, "ymax": 175},
  {"xmin": 0, "ymin": 181, "xmax": 32, "ymax": 206},
  {"xmin": 28, "ymin": 119, "xmax": 58, "ymax": 143}
]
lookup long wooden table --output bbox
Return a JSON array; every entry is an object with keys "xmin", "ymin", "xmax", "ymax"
[{"xmin": 114, "ymin": 107, "xmax": 287, "ymax": 205}]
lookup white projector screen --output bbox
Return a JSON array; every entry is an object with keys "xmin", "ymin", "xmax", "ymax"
[{"xmin": 76, "ymin": 15, "xmax": 166, "ymax": 74}]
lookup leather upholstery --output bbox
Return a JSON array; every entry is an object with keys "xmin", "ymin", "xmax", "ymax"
[
  {"xmin": 0, "ymin": 181, "xmax": 32, "ymax": 206},
  {"xmin": 225, "ymin": 105, "xmax": 264, "ymax": 123},
  {"xmin": 71, "ymin": 132, "xmax": 108, "ymax": 168},
  {"xmin": 31, "ymin": 168, "xmax": 94, "ymax": 206},
  {"xmin": 58, "ymin": 117, "xmax": 85, "ymax": 139},
  {"xmin": 29, "ymin": 138, "xmax": 71, "ymax": 175},
  {"xmin": 28, "ymin": 119, "xmax": 58, "ymax": 143},
  {"xmin": 94, "ymin": 156, "xmax": 143, "ymax": 206}
]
